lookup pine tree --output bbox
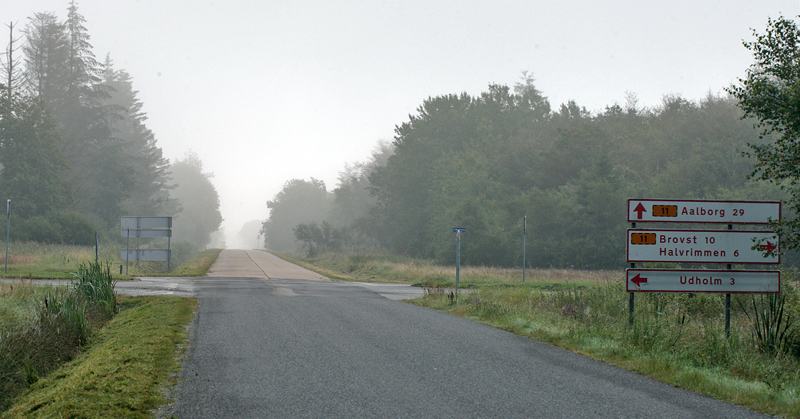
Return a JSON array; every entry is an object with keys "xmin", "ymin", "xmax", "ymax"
[{"xmin": 103, "ymin": 56, "xmax": 175, "ymax": 217}]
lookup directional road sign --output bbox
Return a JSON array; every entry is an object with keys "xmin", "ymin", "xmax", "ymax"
[
  {"xmin": 627, "ymin": 199, "xmax": 780, "ymax": 224},
  {"xmin": 121, "ymin": 216, "xmax": 172, "ymax": 229},
  {"xmin": 453, "ymin": 228, "xmax": 466, "ymax": 233},
  {"xmin": 121, "ymin": 249, "xmax": 171, "ymax": 262},
  {"xmin": 122, "ymin": 229, "xmax": 172, "ymax": 238},
  {"xmin": 626, "ymin": 269, "xmax": 780, "ymax": 293},
  {"xmin": 626, "ymin": 229, "xmax": 779, "ymax": 264}
]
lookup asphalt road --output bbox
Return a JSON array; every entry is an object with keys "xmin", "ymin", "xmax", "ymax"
[{"xmin": 167, "ymin": 250, "xmax": 768, "ymax": 418}]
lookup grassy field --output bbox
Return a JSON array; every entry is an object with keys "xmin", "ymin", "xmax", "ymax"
[
  {"xmin": 0, "ymin": 242, "xmax": 119, "ymax": 279},
  {"xmin": 291, "ymin": 251, "xmax": 800, "ymax": 418},
  {"xmin": 275, "ymin": 251, "xmax": 619, "ymax": 287},
  {"xmin": 0, "ymin": 241, "xmax": 220, "ymax": 279}
]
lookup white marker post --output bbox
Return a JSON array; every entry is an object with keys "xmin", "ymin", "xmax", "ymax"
[
  {"xmin": 522, "ymin": 216, "xmax": 526, "ymax": 283},
  {"xmin": 453, "ymin": 228, "xmax": 466, "ymax": 300},
  {"xmin": 5, "ymin": 199, "xmax": 9, "ymax": 274}
]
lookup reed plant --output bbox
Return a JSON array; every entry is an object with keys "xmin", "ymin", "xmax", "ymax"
[{"xmin": 73, "ymin": 261, "xmax": 117, "ymax": 320}]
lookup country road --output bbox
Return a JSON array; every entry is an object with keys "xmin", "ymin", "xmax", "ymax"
[{"xmin": 166, "ymin": 249, "xmax": 767, "ymax": 418}]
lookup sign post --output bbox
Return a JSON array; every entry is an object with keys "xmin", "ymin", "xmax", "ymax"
[
  {"xmin": 626, "ymin": 199, "xmax": 781, "ymax": 333},
  {"xmin": 453, "ymin": 228, "xmax": 466, "ymax": 300},
  {"xmin": 121, "ymin": 217, "xmax": 173, "ymax": 274}
]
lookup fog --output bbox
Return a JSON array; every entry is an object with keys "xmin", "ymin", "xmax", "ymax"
[{"xmin": 4, "ymin": 0, "xmax": 797, "ymax": 248}]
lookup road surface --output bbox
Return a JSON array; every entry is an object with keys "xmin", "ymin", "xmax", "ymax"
[{"xmin": 165, "ymin": 249, "xmax": 767, "ymax": 418}]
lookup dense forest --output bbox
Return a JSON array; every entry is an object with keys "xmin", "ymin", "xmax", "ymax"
[
  {"xmin": 0, "ymin": 2, "xmax": 222, "ymax": 249},
  {"xmin": 263, "ymin": 74, "xmax": 789, "ymax": 269}
]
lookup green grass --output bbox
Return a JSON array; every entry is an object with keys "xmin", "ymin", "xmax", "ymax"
[
  {"xmin": 274, "ymin": 251, "xmax": 619, "ymax": 288},
  {"xmin": 295, "ymin": 251, "xmax": 800, "ymax": 418},
  {"xmin": 168, "ymin": 248, "xmax": 222, "ymax": 277},
  {"xmin": 0, "ymin": 241, "xmax": 221, "ymax": 279},
  {"xmin": 0, "ymin": 242, "xmax": 119, "ymax": 280},
  {"xmin": 1, "ymin": 296, "xmax": 197, "ymax": 418}
]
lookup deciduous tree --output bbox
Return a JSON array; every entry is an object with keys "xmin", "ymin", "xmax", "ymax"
[{"xmin": 728, "ymin": 15, "xmax": 800, "ymax": 250}]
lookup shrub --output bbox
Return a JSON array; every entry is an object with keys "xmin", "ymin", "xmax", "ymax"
[
  {"xmin": 13, "ymin": 211, "xmax": 97, "ymax": 245},
  {"xmin": 49, "ymin": 211, "xmax": 96, "ymax": 246},
  {"xmin": 15, "ymin": 215, "xmax": 62, "ymax": 243}
]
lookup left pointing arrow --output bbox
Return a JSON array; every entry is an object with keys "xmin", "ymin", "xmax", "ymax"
[{"xmin": 631, "ymin": 273, "xmax": 647, "ymax": 287}]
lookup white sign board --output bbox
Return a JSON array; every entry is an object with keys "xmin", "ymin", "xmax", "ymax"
[
  {"xmin": 626, "ymin": 269, "xmax": 780, "ymax": 293},
  {"xmin": 121, "ymin": 216, "xmax": 172, "ymax": 230},
  {"xmin": 627, "ymin": 229, "xmax": 779, "ymax": 264},
  {"xmin": 627, "ymin": 199, "xmax": 780, "ymax": 224}
]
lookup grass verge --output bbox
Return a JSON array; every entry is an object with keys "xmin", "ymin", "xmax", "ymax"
[
  {"xmin": 1, "ymin": 295, "xmax": 197, "ymax": 418},
  {"xmin": 0, "ymin": 242, "xmax": 221, "ymax": 280},
  {"xmin": 165, "ymin": 248, "xmax": 222, "ymax": 277}
]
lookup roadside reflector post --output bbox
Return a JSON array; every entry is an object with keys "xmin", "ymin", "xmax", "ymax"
[
  {"xmin": 522, "ymin": 216, "xmax": 526, "ymax": 283},
  {"xmin": 5, "ymin": 199, "xmax": 9, "ymax": 274},
  {"xmin": 453, "ymin": 228, "xmax": 466, "ymax": 302}
]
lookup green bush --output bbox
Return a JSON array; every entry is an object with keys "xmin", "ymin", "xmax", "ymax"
[
  {"xmin": 49, "ymin": 211, "xmax": 96, "ymax": 246},
  {"xmin": 15, "ymin": 216, "xmax": 61, "ymax": 243},
  {"xmin": 12, "ymin": 211, "xmax": 96, "ymax": 245}
]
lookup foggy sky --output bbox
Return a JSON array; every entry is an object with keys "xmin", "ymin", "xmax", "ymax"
[{"xmin": 3, "ymin": 0, "xmax": 798, "ymax": 248}]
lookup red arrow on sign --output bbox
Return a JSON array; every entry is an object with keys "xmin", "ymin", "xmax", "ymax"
[
  {"xmin": 759, "ymin": 241, "xmax": 777, "ymax": 255},
  {"xmin": 631, "ymin": 274, "xmax": 647, "ymax": 287},
  {"xmin": 633, "ymin": 203, "xmax": 646, "ymax": 220}
]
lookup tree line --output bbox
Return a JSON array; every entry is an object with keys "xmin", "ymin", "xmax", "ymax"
[
  {"xmin": 263, "ymin": 71, "xmax": 791, "ymax": 269},
  {"xmin": 0, "ymin": 2, "xmax": 221, "ymax": 249}
]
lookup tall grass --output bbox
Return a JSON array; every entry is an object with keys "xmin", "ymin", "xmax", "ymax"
[
  {"xmin": 288, "ymin": 251, "xmax": 621, "ymax": 285},
  {"xmin": 0, "ymin": 262, "xmax": 117, "ymax": 412},
  {"xmin": 73, "ymin": 261, "xmax": 117, "ymax": 320}
]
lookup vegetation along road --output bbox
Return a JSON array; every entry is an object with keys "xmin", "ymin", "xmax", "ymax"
[{"xmin": 165, "ymin": 249, "xmax": 767, "ymax": 418}]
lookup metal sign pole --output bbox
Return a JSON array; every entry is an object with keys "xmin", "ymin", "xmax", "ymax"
[
  {"xmin": 136, "ymin": 217, "xmax": 141, "ymax": 267},
  {"xmin": 629, "ymin": 221, "xmax": 635, "ymax": 325},
  {"xmin": 522, "ymin": 215, "xmax": 526, "ymax": 283},
  {"xmin": 725, "ymin": 224, "xmax": 733, "ymax": 337},
  {"xmin": 167, "ymin": 233, "xmax": 171, "ymax": 272},
  {"xmin": 125, "ymin": 229, "xmax": 130, "ymax": 275}
]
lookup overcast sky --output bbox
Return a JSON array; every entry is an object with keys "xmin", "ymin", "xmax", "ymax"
[{"xmin": 3, "ymin": 1, "xmax": 799, "ymax": 247}]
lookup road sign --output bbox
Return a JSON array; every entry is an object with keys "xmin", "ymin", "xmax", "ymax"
[
  {"xmin": 626, "ymin": 229, "xmax": 779, "ymax": 264},
  {"xmin": 626, "ymin": 269, "xmax": 780, "ymax": 293},
  {"xmin": 121, "ymin": 249, "xmax": 171, "ymax": 262},
  {"xmin": 122, "ymin": 229, "xmax": 172, "ymax": 238},
  {"xmin": 121, "ymin": 216, "xmax": 172, "ymax": 229},
  {"xmin": 627, "ymin": 199, "xmax": 780, "ymax": 224},
  {"xmin": 453, "ymin": 228, "xmax": 466, "ymax": 232}
]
